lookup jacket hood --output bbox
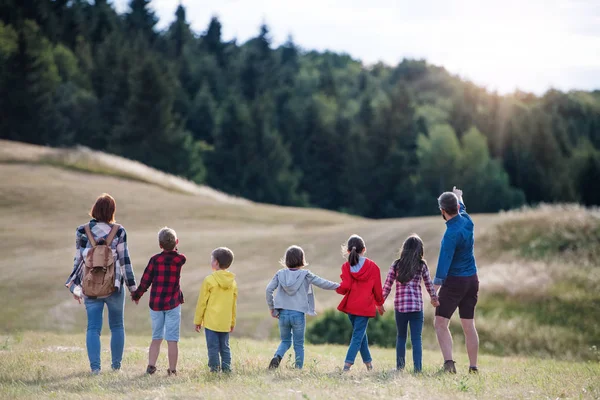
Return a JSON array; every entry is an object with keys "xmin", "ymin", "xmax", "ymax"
[
  {"xmin": 350, "ymin": 258, "xmax": 375, "ymax": 281},
  {"xmin": 277, "ymin": 268, "xmax": 309, "ymax": 295},
  {"xmin": 212, "ymin": 270, "xmax": 236, "ymax": 289}
]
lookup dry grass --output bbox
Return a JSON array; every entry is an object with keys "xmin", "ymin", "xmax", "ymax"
[
  {"xmin": 0, "ymin": 139, "xmax": 247, "ymax": 204},
  {"xmin": 0, "ymin": 140, "xmax": 597, "ymax": 361},
  {"xmin": 0, "ymin": 332, "xmax": 598, "ymax": 400}
]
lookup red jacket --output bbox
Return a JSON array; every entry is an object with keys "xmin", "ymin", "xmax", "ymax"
[{"xmin": 336, "ymin": 258, "xmax": 384, "ymax": 317}]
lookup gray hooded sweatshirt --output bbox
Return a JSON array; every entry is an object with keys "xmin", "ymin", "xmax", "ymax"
[{"xmin": 266, "ymin": 268, "xmax": 339, "ymax": 316}]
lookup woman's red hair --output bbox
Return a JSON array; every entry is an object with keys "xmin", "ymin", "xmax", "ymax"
[{"xmin": 90, "ymin": 193, "xmax": 116, "ymax": 224}]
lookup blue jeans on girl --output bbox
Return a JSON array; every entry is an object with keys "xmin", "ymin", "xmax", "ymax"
[
  {"xmin": 395, "ymin": 310, "xmax": 424, "ymax": 372},
  {"xmin": 275, "ymin": 309, "xmax": 306, "ymax": 368},
  {"xmin": 84, "ymin": 289, "xmax": 125, "ymax": 372},
  {"xmin": 344, "ymin": 314, "xmax": 372, "ymax": 365},
  {"xmin": 205, "ymin": 328, "xmax": 231, "ymax": 372}
]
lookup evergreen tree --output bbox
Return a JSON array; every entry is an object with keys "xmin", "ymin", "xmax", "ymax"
[
  {"xmin": 0, "ymin": 20, "xmax": 62, "ymax": 144},
  {"xmin": 113, "ymin": 56, "xmax": 204, "ymax": 181},
  {"xmin": 125, "ymin": 0, "xmax": 157, "ymax": 43}
]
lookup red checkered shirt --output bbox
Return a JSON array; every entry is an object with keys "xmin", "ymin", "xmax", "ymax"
[
  {"xmin": 131, "ymin": 250, "xmax": 186, "ymax": 311},
  {"xmin": 382, "ymin": 261, "xmax": 437, "ymax": 313}
]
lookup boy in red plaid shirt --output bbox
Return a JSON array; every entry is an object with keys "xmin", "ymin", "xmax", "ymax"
[
  {"xmin": 132, "ymin": 227, "xmax": 186, "ymax": 376},
  {"xmin": 379, "ymin": 234, "xmax": 438, "ymax": 372}
]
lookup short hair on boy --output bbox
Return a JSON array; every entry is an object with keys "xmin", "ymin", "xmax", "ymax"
[
  {"xmin": 280, "ymin": 245, "xmax": 307, "ymax": 268},
  {"xmin": 158, "ymin": 227, "xmax": 177, "ymax": 251},
  {"xmin": 212, "ymin": 247, "xmax": 234, "ymax": 269}
]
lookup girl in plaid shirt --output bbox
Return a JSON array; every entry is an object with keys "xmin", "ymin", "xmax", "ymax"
[{"xmin": 379, "ymin": 234, "xmax": 439, "ymax": 372}]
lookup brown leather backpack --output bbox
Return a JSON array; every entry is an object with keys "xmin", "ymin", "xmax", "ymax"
[{"xmin": 81, "ymin": 224, "xmax": 120, "ymax": 297}]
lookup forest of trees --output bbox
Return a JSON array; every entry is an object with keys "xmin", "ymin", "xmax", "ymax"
[{"xmin": 1, "ymin": 1, "xmax": 600, "ymax": 217}]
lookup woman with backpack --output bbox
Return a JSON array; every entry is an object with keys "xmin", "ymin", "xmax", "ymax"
[{"xmin": 65, "ymin": 193, "xmax": 138, "ymax": 374}]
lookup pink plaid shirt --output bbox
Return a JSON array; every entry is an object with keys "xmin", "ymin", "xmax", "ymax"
[{"xmin": 382, "ymin": 262, "xmax": 437, "ymax": 313}]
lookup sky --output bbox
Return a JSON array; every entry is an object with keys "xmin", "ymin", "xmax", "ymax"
[{"xmin": 113, "ymin": 0, "xmax": 600, "ymax": 94}]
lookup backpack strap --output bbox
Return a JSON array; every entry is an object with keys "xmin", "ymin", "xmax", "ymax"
[
  {"xmin": 105, "ymin": 224, "xmax": 120, "ymax": 246},
  {"xmin": 84, "ymin": 224, "xmax": 96, "ymax": 247}
]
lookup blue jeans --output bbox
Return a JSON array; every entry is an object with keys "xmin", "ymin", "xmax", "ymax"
[
  {"xmin": 395, "ymin": 310, "xmax": 424, "ymax": 372},
  {"xmin": 345, "ymin": 314, "xmax": 372, "ymax": 365},
  {"xmin": 274, "ymin": 309, "xmax": 306, "ymax": 369},
  {"xmin": 84, "ymin": 289, "xmax": 125, "ymax": 372},
  {"xmin": 205, "ymin": 328, "xmax": 231, "ymax": 372}
]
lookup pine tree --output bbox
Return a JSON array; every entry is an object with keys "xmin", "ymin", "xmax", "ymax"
[
  {"xmin": 0, "ymin": 20, "xmax": 62, "ymax": 144},
  {"xmin": 125, "ymin": 0, "xmax": 157, "ymax": 43}
]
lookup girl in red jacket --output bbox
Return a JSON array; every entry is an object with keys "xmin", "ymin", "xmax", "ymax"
[{"xmin": 336, "ymin": 234, "xmax": 384, "ymax": 371}]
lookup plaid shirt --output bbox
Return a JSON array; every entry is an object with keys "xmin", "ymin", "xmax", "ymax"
[
  {"xmin": 131, "ymin": 250, "xmax": 186, "ymax": 311},
  {"xmin": 382, "ymin": 261, "xmax": 437, "ymax": 313},
  {"xmin": 65, "ymin": 220, "xmax": 137, "ymax": 294}
]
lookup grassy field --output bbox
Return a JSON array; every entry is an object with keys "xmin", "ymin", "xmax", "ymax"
[
  {"xmin": 0, "ymin": 332, "xmax": 598, "ymax": 400},
  {"xmin": 0, "ymin": 140, "xmax": 598, "ymax": 368}
]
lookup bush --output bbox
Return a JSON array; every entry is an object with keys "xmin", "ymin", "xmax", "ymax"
[{"xmin": 306, "ymin": 309, "xmax": 399, "ymax": 348}]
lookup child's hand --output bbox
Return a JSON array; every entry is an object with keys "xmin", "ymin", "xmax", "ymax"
[
  {"xmin": 431, "ymin": 298, "xmax": 440, "ymax": 307},
  {"xmin": 377, "ymin": 305, "xmax": 385, "ymax": 315},
  {"xmin": 195, "ymin": 325, "xmax": 202, "ymax": 333},
  {"xmin": 270, "ymin": 309, "xmax": 279, "ymax": 319},
  {"xmin": 230, "ymin": 327, "xmax": 234, "ymax": 333}
]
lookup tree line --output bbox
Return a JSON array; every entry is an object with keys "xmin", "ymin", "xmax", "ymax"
[{"xmin": 1, "ymin": 0, "xmax": 599, "ymax": 217}]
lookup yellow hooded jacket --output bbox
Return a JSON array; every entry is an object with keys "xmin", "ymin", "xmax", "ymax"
[{"xmin": 194, "ymin": 270, "xmax": 237, "ymax": 332}]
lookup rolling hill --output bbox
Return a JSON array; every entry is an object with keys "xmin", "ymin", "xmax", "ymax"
[{"xmin": 0, "ymin": 140, "xmax": 598, "ymax": 362}]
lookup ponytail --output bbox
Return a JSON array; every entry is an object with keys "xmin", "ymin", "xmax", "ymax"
[
  {"xmin": 344, "ymin": 235, "xmax": 366, "ymax": 267},
  {"xmin": 348, "ymin": 246, "xmax": 360, "ymax": 266}
]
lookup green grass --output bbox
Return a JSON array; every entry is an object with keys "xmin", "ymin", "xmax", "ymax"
[{"xmin": 0, "ymin": 332, "xmax": 598, "ymax": 400}]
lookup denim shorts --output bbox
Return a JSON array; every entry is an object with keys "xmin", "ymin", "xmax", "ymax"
[{"xmin": 150, "ymin": 305, "xmax": 181, "ymax": 341}]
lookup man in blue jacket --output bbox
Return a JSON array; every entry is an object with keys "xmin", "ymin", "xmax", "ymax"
[{"xmin": 434, "ymin": 186, "xmax": 479, "ymax": 374}]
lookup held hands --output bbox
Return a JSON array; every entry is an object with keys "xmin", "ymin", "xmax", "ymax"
[
  {"xmin": 130, "ymin": 294, "xmax": 139, "ymax": 305},
  {"xmin": 431, "ymin": 297, "xmax": 440, "ymax": 307},
  {"xmin": 195, "ymin": 324, "xmax": 202, "ymax": 333},
  {"xmin": 377, "ymin": 305, "xmax": 385, "ymax": 315}
]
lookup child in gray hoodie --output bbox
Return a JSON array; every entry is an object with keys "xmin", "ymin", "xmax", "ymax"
[{"xmin": 266, "ymin": 245, "xmax": 339, "ymax": 369}]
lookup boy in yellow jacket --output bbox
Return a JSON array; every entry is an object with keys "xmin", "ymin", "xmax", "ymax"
[{"xmin": 194, "ymin": 247, "xmax": 237, "ymax": 372}]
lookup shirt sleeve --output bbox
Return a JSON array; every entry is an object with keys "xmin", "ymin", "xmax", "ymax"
[
  {"xmin": 265, "ymin": 274, "xmax": 279, "ymax": 310},
  {"xmin": 335, "ymin": 264, "xmax": 352, "ymax": 295},
  {"xmin": 194, "ymin": 278, "xmax": 211, "ymax": 326},
  {"xmin": 131, "ymin": 258, "xmax": 154, "ymax": 301},
  {"xmin": 434, "ymin": 231, "xmax": 457, "ymax": 285},
  {"xmin": 459, "ymin": 201, "xmax": 472, "ymax": 222},
  {"xmin": 382, "ymin": 265, "xmax": 396, "ymax": 300},
  {"xmin": 421, "ymin": 263, "xmax": 437, "ymax": 299},
  {"xmin": 117, "ymin": 227, "xmax": 137, "ymax": 291},
  {"xmin": 66, "ymin": 227, "xmax": 85, "ymax": 290},
  {"xmin": 231, "ymin": 282, "xmax": 238, "ymax": 329},
  {"xmin": 307, "ymin": 271, "xmax": 340, "ymax": 290},
  {"xmin": 372, "ymin": 264, "xmax": 385, "ymax": 306}
]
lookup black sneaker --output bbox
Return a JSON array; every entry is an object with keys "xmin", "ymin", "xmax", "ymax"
[
  {"xmin": 469, "ymin": 366, "xmax": 479, "ymax": 374},
  {"xmin": 443, "ymin": 360, "xmax": 457, "ymax": 374},
  {"xmin": 146, "ymin": 365, "xmax": 157, "ymax": 375},
  {"xmin": 268, "ymin": 355, "xmax": 282, "ymax": 370},
  {"xmin": 167, "ymin": 369, "xmax": 177, "ymax": 376}
]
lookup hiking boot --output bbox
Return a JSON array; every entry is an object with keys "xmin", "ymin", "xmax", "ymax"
[
  {"xmin": 268, "ymin": 355, "xmax": 282, "ymax": 370},
  {"xmin": 443, "ymin": 360, "xmax": 457, "ymax": 374},
  {"xmin": 146, "ymin": 365, "xmax": 157, "ymax": 375},
  {"xmin": 469, "ymin": 366, "xmax": 479, "ymax": 374},
  {"xmin": 167, "ymin": 369, "xmax": 177, "ymax": 376}
]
